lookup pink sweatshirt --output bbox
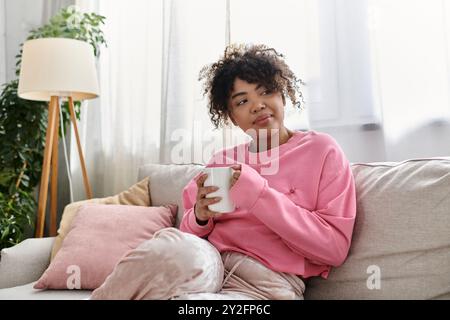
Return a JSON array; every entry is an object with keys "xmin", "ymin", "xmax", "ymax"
[{"xmin": 179, "ymin": 130, "xmax": 356, "ymax": 279}]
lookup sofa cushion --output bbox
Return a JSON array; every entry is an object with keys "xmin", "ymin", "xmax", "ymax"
[
  {"xmin": 35, "ymin": 204, "xmax": 177, "ymax": 290},
  {"xmin": 305, "ymin": 158, "xmax": 450, "ymax": 299},
  {"xmin": 138, "ymin": 164, "xmax": 204, "ymax": 227},
  {"xmin": 51, "ymin": 177, "xmax": 151, "ymax": 260}
]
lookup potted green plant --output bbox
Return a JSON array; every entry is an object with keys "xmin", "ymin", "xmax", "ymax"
[{"xmin": 0, "ymin": 6, "xmax": 107, "ymax": 249}]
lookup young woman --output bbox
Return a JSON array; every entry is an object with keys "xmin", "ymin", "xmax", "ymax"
[
  {"xmin": 179, "ymin": 43, "xmax": 357, "ymax": 299},
  {"xmin": 90, "ymin": 43, "xmax": 356, "ymax": 301}
]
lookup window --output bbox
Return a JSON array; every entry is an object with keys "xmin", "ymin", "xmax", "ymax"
[{"xmin": 230, "ymin": 0, "xmax": 379, "ymax": 129}]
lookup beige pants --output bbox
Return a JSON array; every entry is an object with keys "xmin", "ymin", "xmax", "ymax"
[
  {"xmin": 90, "ymin": 228, "xmax": 305, "ymax": 300},
  {"xmin": 174, "ymin": 251, "xmax": 305, "ymax": 300},
  {"xmin": 219, "ymin": 251, "xmax": 306, "ymax": 300}
]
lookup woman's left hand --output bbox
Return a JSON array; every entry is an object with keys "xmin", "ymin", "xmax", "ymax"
[{"xmin": 230, "ymin": 164, "xmax": 241, "ymax": 188}]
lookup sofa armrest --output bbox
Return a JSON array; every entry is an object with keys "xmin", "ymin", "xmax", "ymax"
[{"xmin": 0, "ymin": 237, "xmax": 55, "ymax": 289}]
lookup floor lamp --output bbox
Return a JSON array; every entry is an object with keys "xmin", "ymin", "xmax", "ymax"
[{"xmin": 17, "ymin": 38, "xmax": 100, "ymax": 238}]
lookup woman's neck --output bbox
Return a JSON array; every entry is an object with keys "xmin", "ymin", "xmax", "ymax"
[{"xmin": 250, "ymin": 127, "xmax": 293, "ymax": 153}]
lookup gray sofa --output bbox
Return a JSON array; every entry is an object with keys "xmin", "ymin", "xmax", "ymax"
[{"xmin": 1, "ymin": 158, "xmax": 449, "ymax": 299}]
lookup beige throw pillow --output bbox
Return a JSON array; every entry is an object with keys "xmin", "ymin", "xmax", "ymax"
[{"xmin": 51, "ymin": 177, "xmax": 151, "ymax": 260}]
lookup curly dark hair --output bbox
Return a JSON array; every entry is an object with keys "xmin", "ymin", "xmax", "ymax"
[{"xmin": 199, "ymin": 43, "xmax": 305, "ymax": 129}]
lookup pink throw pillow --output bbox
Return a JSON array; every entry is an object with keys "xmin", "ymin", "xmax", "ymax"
[{"xmin": 34, "ymin": 203, "xmax": 177, "ymax": 290}]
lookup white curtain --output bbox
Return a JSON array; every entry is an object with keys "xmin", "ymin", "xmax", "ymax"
[
  {"xmin": 158, "ymin": 0, "xmax": 233, "ymax": 165},
  {"xmin": 73, "ymin": 0, "xmax": 232, "ymax": 199},
  {"xmin": 72, "ymin": 0, "xmax": 162, "ymax": 199},
  {"xmin": 368, "ymin": 0, "xmax": 450, "ymax": 160},
  {"xmin": 41, "ymin": 0, "xmax": 74, "ymax": 25},
  {"xmin": 228, "ymin": 0, "xmax": 314, "ymax": 131},
  {"xmin": 72, "ymin": 0, "xmax": 450, "ymax": 200},
  {"xmin": 230, "ymin": 0, "xmax": 450, "ymax": 162},
  {"xmin": 0, "ymin": 0, "xmax": 5, "ymax": 86},
  {"xmin": 320, "ymin": 0, "xmax": 450, "ymax": 161}
]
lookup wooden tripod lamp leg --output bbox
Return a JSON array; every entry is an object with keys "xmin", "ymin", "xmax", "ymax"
[
  {"xmin": 68, "ymin": 97, "xmax": 93, "ymax": 199},
  {"xmin": 35, "ymin": 96, "xmax": 58, "ymax": 238},
  {"xmin": 49, "ymin": 99, "xmax": 60, "ymax": 237}
]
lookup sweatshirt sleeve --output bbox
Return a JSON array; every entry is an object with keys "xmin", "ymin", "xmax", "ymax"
[
  {"xmin": 179, "ymin": 172, "xmax": 215, "ymax": 238},
  {"xmin": 229, "ymin": 142, "xmax": 356, "ymax": 267}
]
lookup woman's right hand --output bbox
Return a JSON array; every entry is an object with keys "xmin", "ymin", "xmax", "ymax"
[{"xmin": 194, "ymin": 173, "xmax": 222, "ymax": 224}]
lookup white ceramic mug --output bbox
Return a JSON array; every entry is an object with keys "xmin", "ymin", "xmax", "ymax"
[{"xmin": 203, "ymin": 166, "xmax": 236, "ymax": 213}]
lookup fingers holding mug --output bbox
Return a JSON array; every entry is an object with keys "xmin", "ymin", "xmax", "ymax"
[
  {"xmin": 197, "ymin": 185, "xmax": 219, "ymax": 200},
  {"xmin": 195, "ymin": 196, "xmax": 222, "ymax": 222},
  {"xmin": 197, "ymin": 195, "xmax": 222, "ymax": 208},
  {"xmin": 195, "ymin": 173, "xmax": 208, "ymax": 189}
]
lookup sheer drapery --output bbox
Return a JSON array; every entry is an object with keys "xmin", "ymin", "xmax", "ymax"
[
  {"xmin": 368, "ymin": 0, "xmax": 450, "ymax": 160},
  {"xmin": 0, "ymin": 0, "xmax": 5, "ymax": 86},
  {"xmin": 72, "ymin": 0, "xmax": 231, "ymax": 199},
  {"xmin": 72, "ymin": 0, "xmax": 450, "ymax": 200},
  {"xmin": 41, "ymin": 0, "xmax": 74, "ymax": 25},
  {"xmin": 158, "ymin": 0, "xmax": 233, "ymax": 165},
  {"xmin": 72, "ymin": 0, "xmax": 163, "ymax": 199}
]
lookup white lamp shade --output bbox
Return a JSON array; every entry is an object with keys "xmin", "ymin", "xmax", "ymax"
[{"xmin": 18, "ymin": 37, "xmax": 99, "ymax": 101}]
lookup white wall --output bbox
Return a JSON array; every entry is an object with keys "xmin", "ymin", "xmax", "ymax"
[{"xmin": 4, "ymin": 0, "xmax": 44, "ymax": 82}]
